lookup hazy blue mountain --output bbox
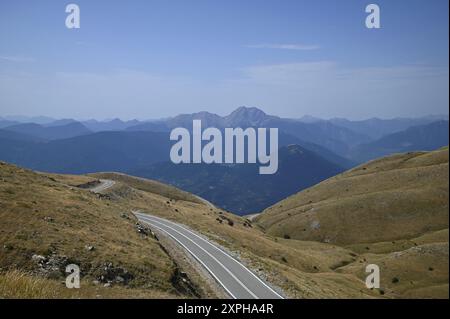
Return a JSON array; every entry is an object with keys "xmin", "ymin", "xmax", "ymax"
[
  {"xmin": 0, "ymin": 119, "xmax": 20, "ymax": 128},
  {"xmin": 2, "ymin": 122, "xmax": 92, "ymax": 141},
  {"xmin": 0, "ymin": 123, "xmax": 349, "ymax": 214},
  {"xmin": 1, "ymin": 115, "xmax": 56, "ymax": 125},
  {"xmin": 0, "ymin": 129, "xmax": 44, "ymax": 143},
  {"xmin": 132, "ymin": 144, "xmax": 344, "ymax": 215},
  {"xmin": 169, "ymin": 111, "xmax": 226, "ymax": 128},
  {"xmin": 0, "ymin": 131, "xmax": 171, "ymax": 174},
  {"xmin": 0, "ymin": 131, "xmax": 40, "ymax": 165},
  {"xmin": 297, "ymin": 115, "xmax": 324, "ymax": 123},
  {"xmin": 220, "ymin": 107, "xmax": 372, "ymax": 154},
  {"xmin": 273, "ymin": 131, "xmax": 355, "ymax": 169},
  {"xmin": 129, "ymin": 117, "xmax": 354, "ymax": 169},
  {"xmin": 125, "ymin": 120, "xmax": 170, "ymax": 132},
  {"xmin": 126, "ymin": 111, "xmax": 227, "ymax": 131},
  {"xmin": 1, "ymin": 109, "xmax": 446, "ymax": 215},
  {"xmin": 82, "ymin": 118, "xmax": 142, "ymax": 132},
  {"xmin": 223, "ymin": 106, "xmax": 278, "ymax": 127},
  {"xmin": 45, "ymin": 119, "xmax": 78, "ymax": 127},
  {"xmin": 128, "ymin": 106, "xmax": 367, "ymax": 161},
  {"xmin": 350, "ymin": 120, "xmax": 449, "ymax": 163},
  {"xmin": 266, "ymin": 118, "xmax": 371, "ymax": 156},
  {"xmin": 330, "ymin": 115, "xmax": 449, "ymax": 140},
  {"xmin": 292, "ymin": 138, "xmax": 355, "ymax": 169}
]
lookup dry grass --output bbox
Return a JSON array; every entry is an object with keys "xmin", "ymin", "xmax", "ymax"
[
  {"xmin": 0, "ymin": 162, "xmax": 205, "ymax": 298},
  {"xmin": 88, "ymin": 172, "xmax": 379, "ymax": 298},
  {"xmin": 2, "ymin": 148, "xmax": 447, "ymax": 299},
  {"xmin": 90, "ymin": 172, "xmax": 203, "ymax": 204},
  {"xmin": 346, "ymin": 229, "xmax": 449, "ymax": 254},
  {"xmin": 0, "ymin": 269, "xmax": 177, "ymax": 299},
  {"xmin": 0, "ymin": 269, "xmax": 67, "ymax": 299},
  {"xmin": 254, "ymin": 148, "xmax": 449, "ymax": 298},
  {"xmin": 256, "ymin": 148, "xmax": 448, "ymax": 245},
  {"xmin": 339, "ymin": 242, "xmax": 449, "ymax": 299}
]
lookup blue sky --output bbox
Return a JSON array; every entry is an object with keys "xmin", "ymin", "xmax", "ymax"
[{"xmin": 0, "ymin": 0, "xmax": 448, "ymax": 120}]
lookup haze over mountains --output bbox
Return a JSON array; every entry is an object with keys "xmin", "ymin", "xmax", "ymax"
[
  {"xmin": 133, "ymin": 144, "xmax": 344, "ymax": 214},
  {"xmin": 350, "ymin": 120, "xmax": 450, "ymax": 163},
  {"xmin": 2, "ymin": 122, "xmax": 91, "ymax": 141},
  {"xmin": 0, "ymin": 107, "xmax": 448, "ymax": 214}
]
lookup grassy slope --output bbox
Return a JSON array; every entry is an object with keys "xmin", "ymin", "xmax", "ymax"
[
  {"xmin": 0, "ymin": 270, "xmax": 175, "ymax": 299},
  {"xmin": 255, "ymin": 147, "xmax": 449, "ymax": 298},
  {"xmin": 89, "ymin": 172, "xmax": 204, "ymax": 204},
  {"xmin": 0, "ymin": 161, "xmax": 377, "ymax": 298},
  {"xmin": 0, "ymin": 162, "xmax": 211, "ymax": 298},
  {"xmin": 89, "ymin": 172, "xmax": 379, "ymax": 298},
  {"xmin": 256, "ymin": 148, "xmax": 448, "ymax": 244},
  {"xmin": 3, "ymin": 147, "xmax": 447, "ymax": 299}
]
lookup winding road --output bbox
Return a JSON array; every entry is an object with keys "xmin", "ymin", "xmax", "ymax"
[
  {"xmin": 89, "ymin": 179, "xmax": 283, "ymax": 299},
  {"xmin": 90, "ymin": 179, "xmax": 116, "ymax": 193}
]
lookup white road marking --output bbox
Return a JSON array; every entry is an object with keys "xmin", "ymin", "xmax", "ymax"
[
  {"xmin": 90, "ymin": 179, "xmax": 115, "ymax": 193},
  {"xmin": 137, "ymin": 213, "xmax": 284, "ymax": 299},
  {"xmin": 139, "ymin": 216, "xmax": 259, "ymax": 299},
  {"xmin": 143, "ymin": 222, "xmax": 237, "ymax": 299}
]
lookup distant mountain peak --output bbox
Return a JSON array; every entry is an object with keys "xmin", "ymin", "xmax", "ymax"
[
  {"xmin": 298, "ymin": 115, "xmax": 323, "ymax": 123},
  {"xmin": 225, "ymin": 106, "xmax": 273, "ymax": 126},
  {"xmin": 228, "ymin": 106, "xmax": 267, "ymax": 117},
  {"xmin": 168, "ymin": 111, "xmax": 224, "ymax": 128}
]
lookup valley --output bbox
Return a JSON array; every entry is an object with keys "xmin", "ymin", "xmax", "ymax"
[
  {"xmin": 1, "ymin": 0, "xmax": 448, "ymax": 304},
  {"xmin": 1, "ymin": 107, "xmax": 448, "ymax": 215},
  {"xmin": 0, "ymin": 146, "xmax": 448, "ymax": 298},
  {"xmin": 0, "ymin": 108, "xmax": 448, "ymax": 299}
]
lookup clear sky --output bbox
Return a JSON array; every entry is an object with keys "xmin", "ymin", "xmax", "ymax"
[{"xmin": 0, "ymin": 0, "xmax": 448, "ymax": 120}]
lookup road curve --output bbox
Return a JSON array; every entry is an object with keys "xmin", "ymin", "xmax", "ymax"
[
  {"xmin": 134, "ymin": 212, "xmax": 284, "ymax": 299},
  {"xmin": 90, "ymin": 179, "xmax": 115, "ymax": 193},
  {"xmin": 86, "ymin": 179, "xmax": 282, "ymax": 299}
]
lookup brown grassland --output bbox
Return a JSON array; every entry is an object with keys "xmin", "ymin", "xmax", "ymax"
[
  {"xmin": 256, "ymin": 147, "xmax": 449, "ymax": 298},
  {"xmin": 0, "ymin": 147, "xmax": 448, "ymax": 298}
]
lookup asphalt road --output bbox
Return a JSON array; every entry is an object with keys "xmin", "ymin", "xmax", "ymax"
[
  {"xmin": 134, "ymin": 212, "xmax": 284, "ymax": 299},
  {"xmin": 87, "ymin": 179, "xmax": 282, "ymax": 299},
  {"xmin": 90, "ymin": 179, "xmax": 115, "ymax": 193}
]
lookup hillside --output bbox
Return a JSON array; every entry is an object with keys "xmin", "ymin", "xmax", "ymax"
[
  {"xmin": 86, "ymin": 172, "xmax": 382, "ymax": 298},
  {"xmin": 255, "ymin": 148, "xmax": 449, "ymax": 298},
  {"xmin": 0, "ymin": 161, "xmax": 387, "ymax": 299},
  {"xmin": 256, "ymin": 147, "xmax": 449, "ymax": 244},
  {"xmin": 0, "ymin": 162, "xmax": 219, "ymax": 298},
  {"xmin": 0, "ymin": 127, "xmax": 351, "ymax": 214}
]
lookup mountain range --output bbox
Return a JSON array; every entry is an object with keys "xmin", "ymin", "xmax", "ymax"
[
  {"xmin": 2, "ymin": 122, "xmax": 92, "ymax": 141},
  {"xmin": 350, "ymin": 120, "xmax": 449, "ymax": 163},
  {"xmin": 0, "ymin": 107, "xmax": 448, "ymax": 214}
]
